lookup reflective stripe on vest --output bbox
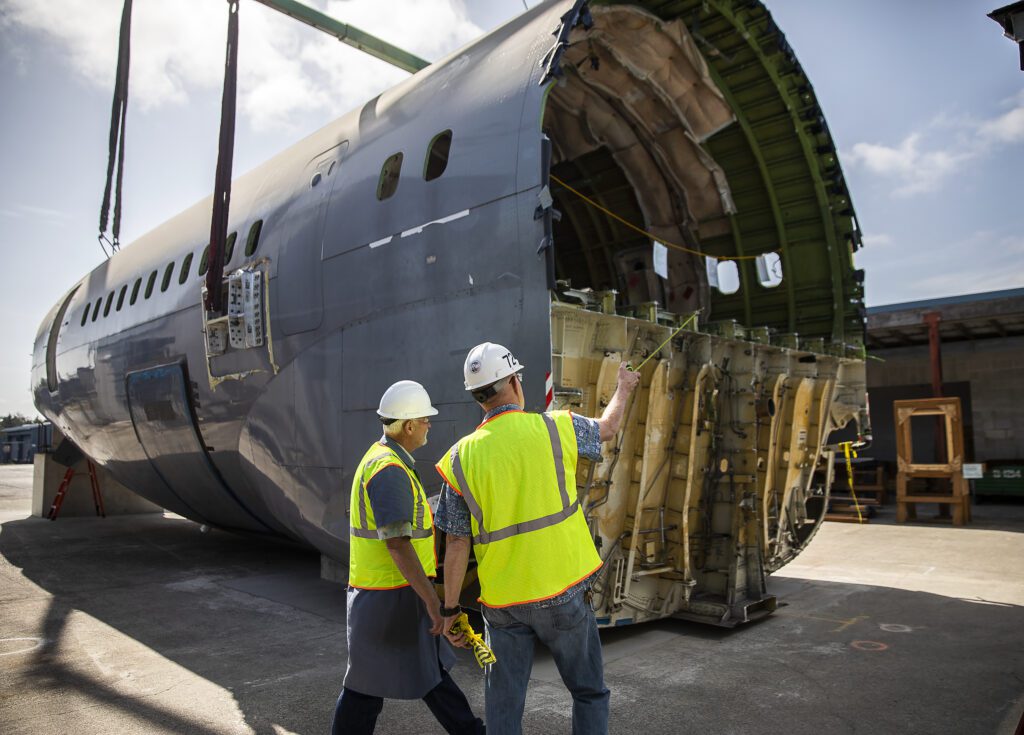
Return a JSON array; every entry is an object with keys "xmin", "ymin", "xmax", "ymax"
[
  {"xmin": 437, "ymin": 410, "xmax": 601, "ymax": 607},
  {"xmin": 350, "ymin": 451, "xmax": 433, "ymax": 540},
  {"xmin": 450, "ymin": 414, "xmax": 578, "ymax": 545},
  {"xmin": 348, "ymin": 442, "xmax": 436, "ymax": 589}
]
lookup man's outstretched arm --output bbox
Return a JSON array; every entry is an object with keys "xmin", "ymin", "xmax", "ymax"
[{"xmin": 597, "ymin": 362, "xmax": 641, "ymax": 441}]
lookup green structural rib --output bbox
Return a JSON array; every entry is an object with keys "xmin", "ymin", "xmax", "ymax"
[
  {"xmin": 595, "ymin": 0, "xmax": 865, "ymax": 349},
  {"xmin": 251, "ymin": 0, "xmax": 429, "ymax": 74}
]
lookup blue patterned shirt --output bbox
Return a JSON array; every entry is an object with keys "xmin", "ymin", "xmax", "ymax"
[{"xmin": 434, "ymin": 404, "xmax": 602, "ymax": 608}]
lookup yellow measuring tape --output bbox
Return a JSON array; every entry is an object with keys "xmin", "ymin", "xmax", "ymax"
[
  {"xmin": 630, "ymin": 311, "xmax": 700, "ymax": 372},
  {"xmin": 840, "ymin": 441, "xmax": 865, "ymax": 524},
  {"xmin": 549, "ymin": 174, "xmax": 778, "ymax": 263}
]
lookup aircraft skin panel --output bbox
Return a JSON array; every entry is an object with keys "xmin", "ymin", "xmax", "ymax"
[
  {"xmin": 125, "ymin": 363, "xmax": 273, "ymax": 533},
  {"xmin": 31, "ymin": 0, "xmax": 868, "ymax": 627}
]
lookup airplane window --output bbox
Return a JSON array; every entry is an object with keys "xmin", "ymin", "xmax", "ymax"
[
  {"xmin": 756, "ymin": 252, "xmax": 783, "ymax": 288},
  {"xmin": 179, "ymin": 253, "xmax": 193, "ymax": 284},
  {"xmin": 145, "ymin": 270, "xmax": 158, "ymax": 299},
  {"xmin": 377, "ymin": 152, "xmax": 403, "ymax": 200},
  {"xmin": 245, "ymin": 220, "xmax": 263, "ymax": 256},
  {"xmin": 424, "ymin": 130, "xmax": 452, "ymax": 181},
  {"xmin": 80, "ymin": 303, "xmax": 90, "ymax": 326},
  {"xmin": 199, "ymin": 246, "xmax": 209, "ymax": 276},
  {"xmin": 116, "ymin": 284, "xmax": 128, "ymax": 311},
  {"xmin": 716, "ymin": 260, "xmax": 740, "ymax": 295},
  {"xmin": 161, "ymin": 262, "xmax": 174, "ymax": 292},
  {"xmin": 225, "ymin": 231, "xmax": 237, "ymax": 264},
  {"xmin": 91, "ymin": 297, "xmax": 102, "ymax": 322},
  {"xmin": 130, "ymin": 277, "xmax": 142, "ymax": 306}
]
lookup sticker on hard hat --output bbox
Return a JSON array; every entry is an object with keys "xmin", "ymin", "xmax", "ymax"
[{"xmin": 469, "ymin": 360, "xmax": 482, "ymax": 374}]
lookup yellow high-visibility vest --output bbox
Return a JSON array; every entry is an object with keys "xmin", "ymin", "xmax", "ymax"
[
  {"xmin": 349, "ymin": 440, "xmax": 436, "ymax": 590},
  {"xmin": 436, "ymin": 410, "xmax": 600, "ymax": 607}
]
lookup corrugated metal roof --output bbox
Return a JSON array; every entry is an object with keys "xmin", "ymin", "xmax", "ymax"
[
  {"xmin": 866, "ymin": 288, "xmax": 1024, "ymax": 349},
  {"xmin": 868, "ymin": 288, "xmax": 1024, "ymax": 315}
]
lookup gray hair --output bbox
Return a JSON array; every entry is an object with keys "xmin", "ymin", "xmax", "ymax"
[{"xmin": 382, "ymin": 419, "xmax": 409, "ymax": 438}]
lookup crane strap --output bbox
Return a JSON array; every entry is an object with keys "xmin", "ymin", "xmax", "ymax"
[
  {"xmin": 98, "ymin": 0, "xmax": 133, "ymax": 256},
  {"xmin": 205, "ymin": 0, "xmax": 240, "ymax": 313}
]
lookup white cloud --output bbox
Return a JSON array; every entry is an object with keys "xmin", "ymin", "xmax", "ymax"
[
  {"xmin": 845, "ymin": 95, "xmax": 1024, "ymax": 198},
  {"xmin": 979, "ymin": 106, "xmax": 1024, "ymax": 144},
  {"xmin": 860, "ymin": 228, "xmax": 1024, "ymax": 304},
  {"xmin": 0, "ymin": 204, "xmax": 72, "ymax": 221},
  {"xmin": 905, "ymin": 267, "xmax": 1024, "ymax": 298},
  {"xmin": 861, "ymin": 233, "xmax": 892, "ymax": 248},
  {"xmin": 2, "ymin": 0, "xmax": 483, "ymax": 132},
  {"xmin": 999, "ymin": 233, "xmax": 1024, "ymax": 255},
  {"xmin": 845, "ymin": 133, "xmax": 969, "ymax": 197}
]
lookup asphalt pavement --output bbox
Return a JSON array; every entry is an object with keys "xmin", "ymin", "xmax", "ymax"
[{"xmin": 1, "ymin": 464, "xmax": 1022, "ymax": 734}]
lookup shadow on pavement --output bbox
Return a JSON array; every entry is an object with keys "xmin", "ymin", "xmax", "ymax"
[{"xmin": 1, "ymin": 511, "xmax": 1023, "ymax": 735}]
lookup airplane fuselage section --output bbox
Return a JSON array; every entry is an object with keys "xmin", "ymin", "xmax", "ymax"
[{"xmin": 32, "ymin": 1, "xmax": 869, "ymax": 627}]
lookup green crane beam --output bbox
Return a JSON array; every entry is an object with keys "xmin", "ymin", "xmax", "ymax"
[{"xmin": 251, "ymin": 0, "xmax": 429, "ymax": 74}]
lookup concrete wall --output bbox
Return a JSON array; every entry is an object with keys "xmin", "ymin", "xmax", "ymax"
[
  {"xmin": 32, "ymin": 452, "xmax": 162, "ymax": 518},
  {"xmin": 867, "ymin": 335, "xmax": 1024, "ymax": 463}
]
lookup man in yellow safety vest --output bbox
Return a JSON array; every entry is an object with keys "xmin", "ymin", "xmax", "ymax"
[
  {"xmin": 332, "ymin": 380, "xmax": 484, "ymax": 735},
  {"xmin": 435, "ymin": 343, "xmax": 639, "ymax": 735}
]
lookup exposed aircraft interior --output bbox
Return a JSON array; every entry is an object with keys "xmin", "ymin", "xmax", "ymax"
[{"xmin": 544, "ymin": 6, "xmax": 736, "ymax": 318}]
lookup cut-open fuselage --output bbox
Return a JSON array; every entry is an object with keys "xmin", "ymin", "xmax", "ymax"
[{"xmin": 32, "ymin": 0, "xmax": 867, "ymax": 626}]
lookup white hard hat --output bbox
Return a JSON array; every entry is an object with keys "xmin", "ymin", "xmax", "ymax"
[
  {"xmin": 463, "ymin": 342, "xmax": 524, "ymax": 391},
  {"xmin": 377, "ymin": 380, "xmax": 439, "ymax": 420}
]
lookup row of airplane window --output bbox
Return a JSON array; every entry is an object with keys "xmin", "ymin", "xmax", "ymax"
[
  {"xmin": 75, "ymin": 129, "xmax": 455, "ymax": 328},
  {"xmin": 79, "ymin": 220, "xmax": 263, "ymax": 327}
]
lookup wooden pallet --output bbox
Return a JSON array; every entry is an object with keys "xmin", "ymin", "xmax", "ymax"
[
  {"xmin": 825, "ymin": 494, "xmax": 875, "ymax": 523},
  {"xmin": 852, "ymin": 466, "xmax": 887, "ymax": 505},
  {"xmin": 820, "ymin": 457, "xmax": 881, "ymax": 524}
]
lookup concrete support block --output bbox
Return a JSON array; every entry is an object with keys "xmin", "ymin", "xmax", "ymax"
[{"xmin": 32, "ymin": 453, "xmax": 162, "ymax": 518}]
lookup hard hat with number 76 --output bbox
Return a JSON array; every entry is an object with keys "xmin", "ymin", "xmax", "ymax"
[
  {"xmin": 377, "ymin": 380, "xmax": 439, "ymax": 420},
  {"xmin": 463, "ymin": 342, "xmax": 524, "ymax": 391}
]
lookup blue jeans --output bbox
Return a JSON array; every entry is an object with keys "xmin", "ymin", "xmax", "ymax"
[{"xmin": 482, "ymin": 593, "xmax": 609, "ymax": 735}]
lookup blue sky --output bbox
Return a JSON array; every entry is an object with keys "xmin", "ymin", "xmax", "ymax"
[{"xmin": 1, "ymin": 0, "xmax": 1022, "ymax": 418}]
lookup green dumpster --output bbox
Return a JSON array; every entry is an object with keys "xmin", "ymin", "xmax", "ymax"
[{"xmin": 974, "ymin": 465, "xmax": 1024, "ymax": 498}]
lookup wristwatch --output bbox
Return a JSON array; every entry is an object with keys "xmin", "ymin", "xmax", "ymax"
[{"xmin": 440, "ymin": 603, "xmax": 462, "ymax": 616}]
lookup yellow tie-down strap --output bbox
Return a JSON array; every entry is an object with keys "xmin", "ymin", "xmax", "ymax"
[
  {"xmin": 840, "ymin": 441, "xmax": 864, "ymax": 524},
  {"xmin": 449, "ymin": 612, "xmax": 496, "ymax": 668}
]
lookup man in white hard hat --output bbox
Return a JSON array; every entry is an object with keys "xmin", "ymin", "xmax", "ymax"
[
  {"xmin": 332, "ymin": 380, "xmax": 484, "ymax": 735},
  {"xmin": 434, "ymin": 343, "xmax": 640, "ymax": 735}
]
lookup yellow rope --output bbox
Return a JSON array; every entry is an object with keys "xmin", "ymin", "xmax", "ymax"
[
  {"xmin": 548, "ymin": 174, "xmax": 776, "ymax": 262},
  {"xmin": 630, "ymin": 311, "xmax": 700, "ymax": 372},
  {"xmin": 841, "ymin": 441, "xmax": 864, "ymax": 524},
  {"xmin": 449, "ymin": 613, "xmax": 496, "ymax": 668}
]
